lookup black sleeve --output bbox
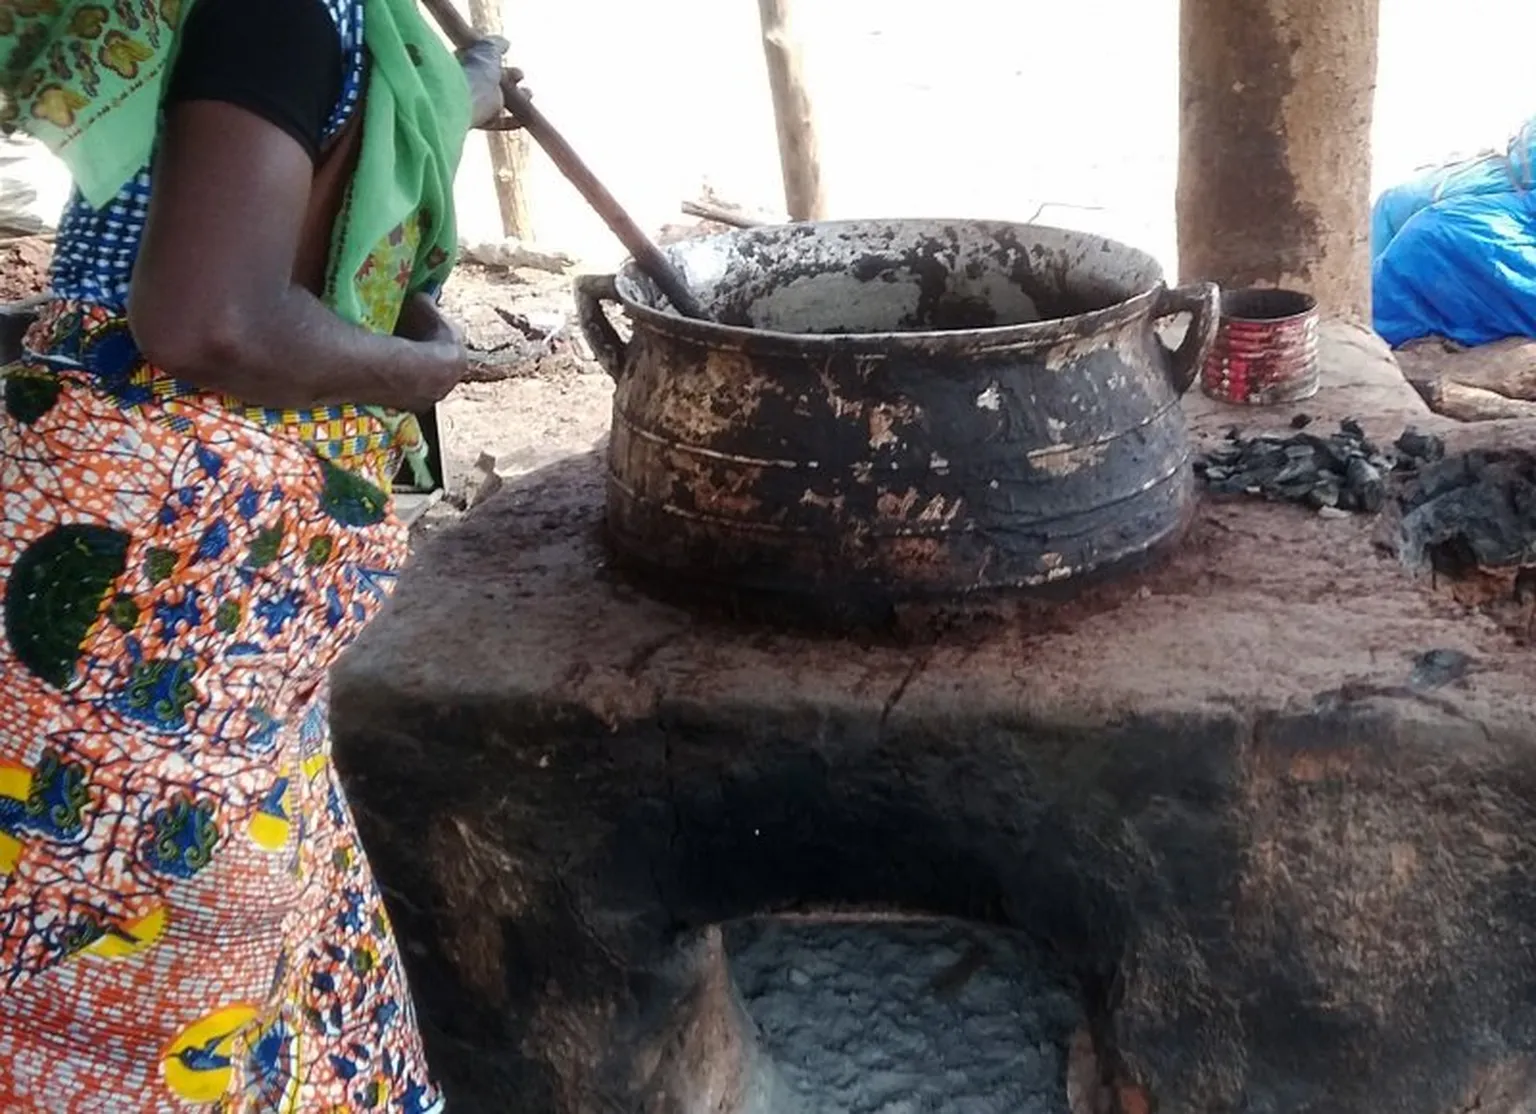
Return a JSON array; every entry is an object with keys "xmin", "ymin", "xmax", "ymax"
[{"xmin": 165, "ymin": 0, "xmax": 345, "ymax": 163}]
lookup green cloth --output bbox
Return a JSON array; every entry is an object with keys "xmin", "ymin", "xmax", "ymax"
[
  {"xmin": 0, "ymin": 0, "xmax": 191, "ymax": 210},
  {"xmin": 324, "ymin": 0, "xmax": 471, "ymax": 487},
  {"xmin": 0, "ymin": 0, "xmax": 471, "ymax": 488},
  {"xmin": 0, "ymin": 0, "xmax": 195, "ymax": 208},
  {"xmin": 325, "ymin": 0, "xmax": 470, "ymax": 335}
]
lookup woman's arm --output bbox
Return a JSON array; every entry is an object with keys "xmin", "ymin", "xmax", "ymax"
[{"xmin": 129, "ymin": 99, "xmax": 467, "ymax": 413}]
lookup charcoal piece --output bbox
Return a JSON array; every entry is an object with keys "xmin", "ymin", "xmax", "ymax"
[
  {"xmin": 1306, "ymin": 435, "xmax": 1353, "ymax": 469},
  {"xmin": 1345, "ymin": 457, "xmax": 1385, "ymax": 513},
  {"xmin": 1307, "ymin": 479, "xmax": 1341, "ymax": 509},
  {"xmin": 1395, "ymin": 427, "xmax": 1445, "ymax": 465},
  {"xmin": 1290, "ymin": 413, "xmax": 1313, "ymax": 429},
  {"xmin": 1408, "ymin": 649, "xmax": 1474, "ymax": 692},
  {"xmin": 1392, "ymin": 450, "xmax": 1536, "ymax": 570},
  {"xmin": 1410, "ymin": 455, "xmax": 1479, "ymax": 503},
  {"xmin": 1247, "ymin": 446, "xmax": 1289, "ymax": 474},
  {"xmin": 1272, "ymin": 460, "xmax": 1320, "ymax": 490},
  {"xmin": 1197, "ymin": 419, "xmax": 1426, "ymax": 517},
  {"xmin": 1198, "ymin": 417, "xmax": 1449, "ymax": 519}
]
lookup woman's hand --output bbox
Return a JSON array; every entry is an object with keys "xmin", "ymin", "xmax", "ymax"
[
  {"xmin": 390, "ymin": 292, "xmax": 469, "ymax": 410},
  {"xmin": 458, "ymin": 37, "xmax": 521, "ymax": 130},
  {"xmin": 395, "ymin": 291, "xmax": 462, "ymax": 348}
]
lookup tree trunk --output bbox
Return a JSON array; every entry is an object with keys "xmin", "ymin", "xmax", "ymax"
[
  {"xmin": 465, "ymin": 0, "xmax": 533, "ymax": 240},
  {"xmin": 756, "ymin": 0, "xmax": 826, "ymax": 222},
  {"xmin": 1177, "ymin": 0, "xmax": 1381, "ymax": 321}
]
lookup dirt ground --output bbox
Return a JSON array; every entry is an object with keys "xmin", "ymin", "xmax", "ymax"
[
  {"xmin": 0, "ymin": 236, "xmax": 51, "ymax": 301},
  {"xmin": 429, "ymin": 260, "xmax": 614, "ymax": 522}
]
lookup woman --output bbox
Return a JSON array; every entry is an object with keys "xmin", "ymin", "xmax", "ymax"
[{"xmin": 0, "ymin": 0, "xmax": 508, "ymax": 1108}]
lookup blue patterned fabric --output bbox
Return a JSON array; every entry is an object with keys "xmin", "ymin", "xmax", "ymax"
[{"xmin": 48, "ymin": 0, "xmax": 367, "ymax": 311}]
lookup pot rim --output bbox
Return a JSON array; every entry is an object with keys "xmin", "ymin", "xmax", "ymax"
[
  {"xmin": 1218, "ymin": 287, "xmax": 1319, "ymax": 326},
  {"xmin": 609, "ymin": 218, "xmax": 1171, "ymax": 354}
]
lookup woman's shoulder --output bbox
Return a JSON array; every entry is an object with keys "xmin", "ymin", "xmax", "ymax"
[
  {"xmin": 180, "ymin": 0, "xmax": 363, "ymax": 50},
  {"xmin": 169, "ymin": 0, "xmax": 368, "ymax": 156}
]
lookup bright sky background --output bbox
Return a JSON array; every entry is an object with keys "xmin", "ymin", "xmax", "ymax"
[{"xmin": 452, "ymin": 0, "xmax": 1536, "ymax": 276}]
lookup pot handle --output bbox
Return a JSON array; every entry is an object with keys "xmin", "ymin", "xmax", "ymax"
[
  {"xmin": 574, "ymin": 273, "xmax": 628, "ymax": 379},
  {"xmin": 1153, "ymin": 281, "xmax": 1221, "ymax": 396}
]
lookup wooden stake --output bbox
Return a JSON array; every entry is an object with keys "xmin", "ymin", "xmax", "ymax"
[
  {"xmin": 463, "ymin": 0, "xmax": 533, "ymax": 240},
  {"xmin": 681, "ymin": 198, "xmax": 773, "ymax": 229},
  {"xmin": 756, "ymin": 0, "xmax": 826, "ymax": 222}
]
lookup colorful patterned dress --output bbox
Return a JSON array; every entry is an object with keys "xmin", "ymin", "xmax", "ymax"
[{"xmin": 0, "ymin": 2, "xmax": 443, "ymax": 1110}]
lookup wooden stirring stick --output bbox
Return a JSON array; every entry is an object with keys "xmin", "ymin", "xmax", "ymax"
[{"xmin": 417, "ymin": 0, "xmax": 708, "ymax": 320}]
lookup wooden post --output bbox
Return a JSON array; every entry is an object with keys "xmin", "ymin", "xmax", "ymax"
[
  {"xmin": 756, "ymin": 0, "xmax": 826, "ymax": 222},
  {"xmin": 1177, "ymin": 0, "xmax": 1380, "ymax": 321},
  {"xmin": 465, "ymin": 0, "xmax": 533, "ymax": 240}
]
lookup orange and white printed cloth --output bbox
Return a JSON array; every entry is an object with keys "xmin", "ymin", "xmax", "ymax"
[{"xmin": 0, "ymin": 334, "xmax": 441, "ymax": 1111}]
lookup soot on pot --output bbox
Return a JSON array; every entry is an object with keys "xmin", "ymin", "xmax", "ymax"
[
  {"xmin": 594, "ymin": 219, "xmax": 1206, "ymax": 612},
  {"xmin": 672, "ymin": 224, "xmax": 1152, "ymax": 336}
]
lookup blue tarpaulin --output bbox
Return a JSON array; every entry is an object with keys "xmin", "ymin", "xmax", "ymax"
[{"xmin": 1372, "ymin": 117, "xmax": 1536, "ymax": 347}]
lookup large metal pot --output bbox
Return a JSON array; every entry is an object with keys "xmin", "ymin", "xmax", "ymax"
[{"xmin": 576, "ymin": 219, "xmax": 1218, "ymax": 605}]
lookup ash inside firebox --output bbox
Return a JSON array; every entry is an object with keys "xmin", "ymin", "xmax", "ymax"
[{"xmin": 726, "ymin": 918, "xmax": 1081, "ymax": 1114}]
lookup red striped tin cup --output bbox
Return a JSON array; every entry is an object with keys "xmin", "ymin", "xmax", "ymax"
[{"xmin": 1200, "ymin": 287, "xmax": 1320, "ymax": 405}]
